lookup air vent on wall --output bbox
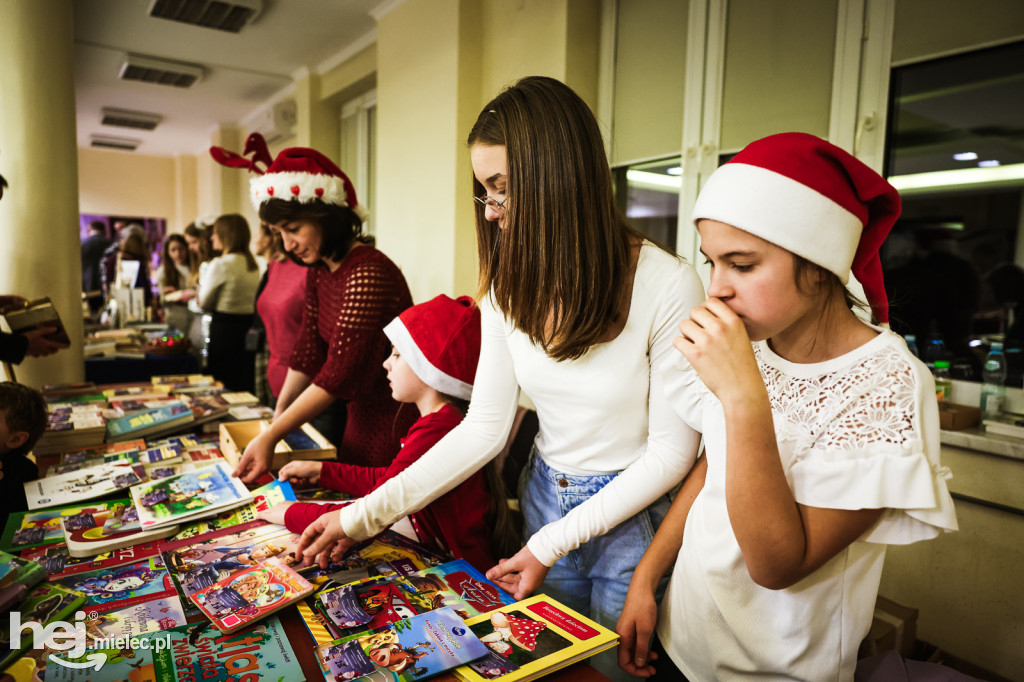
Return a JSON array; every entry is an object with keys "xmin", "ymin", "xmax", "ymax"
[
  {"xmin": 119, "ymin": 54, "xmax": 204, "ymax": 88},
  {"xmin": 90, "ymin": 135, "xmax": 141, "ymax": 151},
  {"xmin": 101, "ymin": 107, "xmax": 163, "ymax": 131},
  {"xmin": 147, "ymin": 0, "xmax": 261, "ymax": 33}
]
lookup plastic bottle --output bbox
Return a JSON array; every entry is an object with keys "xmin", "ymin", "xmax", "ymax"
[
  {"xmin": 925, "ymin": 335, "xmax": 946, "ymax": 365},
  {"xmin": 905, "ymin": 334, "xmax": 919, "ymax": 358},
  {"xmin": 933, "ymin": 361, "xmax": 952, "ymax": 402},
  {"xmin": 980, "ymin": 341, "xmax": 1007, "ymax": 419}
]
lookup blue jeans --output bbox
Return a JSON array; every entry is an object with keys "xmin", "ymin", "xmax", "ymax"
[{"xmin": 520, "ymin": 451, "xmax": 670, "ymax": 682}]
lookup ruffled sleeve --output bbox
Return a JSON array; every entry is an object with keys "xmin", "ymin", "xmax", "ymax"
[
  {"xmin": 788, "ymin": 351, "xmax": 958, "ymax": 545},
  {"xmin": 660, "ymin": 350, "xmax": 712, "ymax": 433}
]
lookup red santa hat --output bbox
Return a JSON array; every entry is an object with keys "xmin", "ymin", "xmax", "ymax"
[
  {"xmin": 692, "ymin": 132, "xmax": 901, "ymax": 324},
  {"xmin": 209, "ymin": 132, "xmax": 366, "ymax": 219},
  {"xmin": 384, "ymin": 295, "xmax": 481, "ymax": 401}
]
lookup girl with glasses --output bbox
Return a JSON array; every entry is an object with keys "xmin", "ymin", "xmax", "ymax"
[{"xmin": 297, "ymin": 76, "xmax": 705, "ymax": 682}]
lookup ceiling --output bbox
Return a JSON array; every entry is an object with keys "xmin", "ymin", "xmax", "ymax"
[{"xmin": 73, "ymin": 0, "xmax": 380, "ymax": 157}]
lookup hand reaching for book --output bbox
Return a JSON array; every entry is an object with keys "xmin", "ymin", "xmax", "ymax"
[
  {"xmin": 485, "ymin": 546, "xmax": 549, "ymax": 601},
  {"xmin": 277, "ymin": 460, "xmax": 322, "ymax": 486},
  {"xmin": 296, "ymin": 508, "xmax": 356, "ymax": 568}
]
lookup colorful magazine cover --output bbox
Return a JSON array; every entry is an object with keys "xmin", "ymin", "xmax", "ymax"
[
  {"xmin": 23, "ymin": 462, "xmax": 148, "ymax": 510},
  {"xmin": 161, "ymin": 524, "xmax": 299, "ymax": 599},
  {"xmin": 45, "ymin": 615, "xmax": 303, "ymax": 681},
  {"xmin": 84, "ymin": 596, "xmax": 187, "ymax": 644},
  {"xmin": 315, "ymin": 606, "xmax": 489, "ymax": 682},
  {"xmin": 191, "ymin": 556, "xmax": 315, "ymax": 633},
  {"xmin": 0, "ymin": 582, "xmax": 86, "ymax": 670},
  {"xmin": 51, "ymin": 557, "xmax": 177, "ymax": 614},
  {"xmin": 1, "ymin": 500, "xmax": 128, "ymax": 551},
  {"xmin": 21, "ymin": 538, "xmax": 165, "ymax": 580},
  {"xmin": 453, "ymin": 596, "xmax": 619, "ymax": 682},
  {"xmin": 58, "ymin": 439, "xmax": 147, "ymax": 465},
  {"xmin": 130, "ymin": 461, "xmax": 254, "ymax": 530}
]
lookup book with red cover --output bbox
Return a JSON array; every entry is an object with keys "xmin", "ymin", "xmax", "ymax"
[{"xmin": 191, "ymin": 556, "xmax": 314, "ymax": 633}]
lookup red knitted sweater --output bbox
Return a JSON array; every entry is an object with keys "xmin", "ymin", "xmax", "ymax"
[{"xmin": 288, "ymin": 245, "xmax": 415, "ymax": 467}]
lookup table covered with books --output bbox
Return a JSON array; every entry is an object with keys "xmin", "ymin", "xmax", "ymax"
[{"xmin": 0, "ymin": 375, "xmax": 616, "ymax": 682}]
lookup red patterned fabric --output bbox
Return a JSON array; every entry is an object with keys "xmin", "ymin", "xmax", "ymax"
[
  {"xmin": 283, "ymin": 404, "xmax": 496, "ymax": 572},
  {"xmin": 289, "ymin": 245, "xmax": 415, "ymax": 466}
]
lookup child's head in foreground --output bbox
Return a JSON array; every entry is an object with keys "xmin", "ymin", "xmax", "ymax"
[{"xmin": 0, "ymin": 381, "xmax": 48, "ymax": 457}]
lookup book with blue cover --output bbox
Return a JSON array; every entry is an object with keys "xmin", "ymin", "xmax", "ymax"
[
  {"xmin": 105, "ymin": 400, "xmax": 194, "ymax": 442},
  {"xmin": 130, "ymin": 461, "xmax": 254, "ymax": 530}
]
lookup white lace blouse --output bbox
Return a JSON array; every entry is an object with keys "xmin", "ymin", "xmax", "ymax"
[{"xmin": 656, "ymin": 329, "xmax": 958, "ymax": 681}]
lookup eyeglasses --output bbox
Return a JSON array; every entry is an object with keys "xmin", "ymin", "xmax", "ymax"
[{"xmin": 473, "ymin": 192, "xmax": 507, "ymax": 211}]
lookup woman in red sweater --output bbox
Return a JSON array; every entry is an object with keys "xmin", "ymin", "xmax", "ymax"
[
  {"xmin": 211, "ymin": 135, "xmax": 414, "ymax": 480},
  {"xmin": 261, "ymin": 295, "xmax": 507, "ymax": 573}
]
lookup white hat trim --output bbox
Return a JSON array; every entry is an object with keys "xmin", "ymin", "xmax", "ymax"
[
  {"xmin": 249, "ymin": 171, "xmax": 348, "ymax": 210},
  {"xmin": 692, "ymin": 162, "xmax": 862, "ymax": 283},
  {"xmin": 383, "ymin": 318, "xmax": 474, "ymax": 401}
]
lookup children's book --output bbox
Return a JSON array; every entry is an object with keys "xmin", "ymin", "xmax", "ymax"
[
  {"xmin": 1, "ymin": 500, "xmax": 128, "ymax": 551},
  {"xmin": 107, "ymin": 395, "xmax": 181, "ymax": 413},
  {"xmin": 318, "ymin": 561, "xmax": 514, "ymax": 636},
  {"xmin": 0, "ymin": 582, "xmax": 86, "ymax": 670},
  {"xmin": 45, "ymin": 615, "xmax": 303, "ymax": 682},
  {"xmin": 57, "ymin": 439, "xmax": 147, "ymax": 465},
  {"xmin": 151, "ymin": 373, "xmax": 216, "ymax": 387},
  {"xmin": 61, "ymin": 502, "xmax": 180, "ymax": 556},
  {"xmin": 229, "ymin": 404, "xmax": 275, "ymax": 420},
  {"xmin": 130, "ymin": 461, "xmax": 254, "ymax": 530},
  {"xmin": 220, "ymin": 391, "xmax": 260, "ymax": 406},
  {"xmin": 24, "ymin": 461, "xmax": 148, "ymax": 510},
  {"xmin": 147, "ymin": 434, "xmax": 202, "ymax": 450},
  {"xmin": 84, "ymin": 595, "xmax": 187, "ymax": 643},
  {"xmin": 51, "ymin": 557, "xmax": 177, "ymax": 614},
  {"xmin": 105, "ymin": 400, "xmax": 194, "ymax": 441},
  {"xmin": 161, "ymin": 523, "xmax": 300, "ymax": 600},
  {"xmin": 0, "ymin": 550, "xmax": 46, "ymax": 591},
  {"xmin": 136, "ymin": 444, "xmax": 185, "ymax": 465},
  {"xmin": 453, "ymin": 595, "xmax": 619, "ymax": 682},
  {"xmin": 315, "ymin": 606, "xmax": 490, "ymax": 682},
  {"xmin": 1, "ymin": 296, "xmax": 71, "ymax": 344},
  {"xmin": 191, "ymin": 556, "xmax": 315, "ymax": 633},
  {"xmin": 21, "ymin": 537, "xmax": 166, "ymax": 581},
  {"xmin": 101, "ymin": 384, "xmax": 172, "ymax": 400},
  {"xmin": 47, "ymin": 449, "xmax": 143, "ymax": 476}
]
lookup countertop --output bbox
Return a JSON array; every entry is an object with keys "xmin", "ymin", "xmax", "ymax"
[{"xmin": 940, "ymin": 425, "xmax": 1024, "ymax": 461}]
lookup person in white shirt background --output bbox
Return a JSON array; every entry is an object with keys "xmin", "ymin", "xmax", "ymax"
[
  {"xmin": 616, "ymin": 133, "xmax": 958, "ymax": 681},
  {"xmin": 198, "ymin": 213, "xmax": 260, "ymax": 392},
  {"xmin": 296, "ymin": 75, "xmax": 706, "ymax": 682}
]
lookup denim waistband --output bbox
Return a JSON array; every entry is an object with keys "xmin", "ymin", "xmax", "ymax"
[{"xmin": 532, "ymin": 452, "xmax": 620, "ymax": 496}]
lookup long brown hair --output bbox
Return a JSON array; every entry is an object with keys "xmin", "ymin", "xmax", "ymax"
[
  {"xmin": 467, "ymin": 76, "xmax": 642, "ymax": 361},
  {"xmin": 161, "ymin": 234, "xmax": 188, "ymax": 290},
  {"xmin": 213, "ymin": 214, "xmax": 258, "ymax": 271}
]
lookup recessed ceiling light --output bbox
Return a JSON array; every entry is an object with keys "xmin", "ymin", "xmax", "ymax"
[
  {"xmin": 978, "ymin": 160, "xmax": 1000, "ymax": 167},
  {"xmin": 666, "ymin": 166, "xmax": 683, "ymax": 176},
  {"xmin": 952, "ymin": 152, "xmax": 978, "ymax": 161}
]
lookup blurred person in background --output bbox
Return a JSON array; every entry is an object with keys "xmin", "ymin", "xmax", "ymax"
[
  {"xmin": 198, "ymin": 214, "xmax": 260, "ymax": 391},
  {"xmin": 157, "ymin": 233, "xmax": 196, "ymax": 335}
]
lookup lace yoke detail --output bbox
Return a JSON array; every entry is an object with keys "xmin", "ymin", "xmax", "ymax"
[{"xmin": 755, "ymin": 343, "xmax": 918, "ymax": 454}]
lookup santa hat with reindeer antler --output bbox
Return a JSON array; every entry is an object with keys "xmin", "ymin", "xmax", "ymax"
[{"xmin": 210, "ymin": 132, "xmax": 367, "ymax": 220}]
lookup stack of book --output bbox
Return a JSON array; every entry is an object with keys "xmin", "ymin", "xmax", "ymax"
[{"xmin": 34, "ymin": 403, "xmax": 106, "ymax": 455}]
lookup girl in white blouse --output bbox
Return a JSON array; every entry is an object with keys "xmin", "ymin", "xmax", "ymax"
[
  {"xmin": 296, "ymin": 76, "xmax": 705, "ymax": 682},
  {"xmin": 617, "ymin": 133, "xmax": 958, "ymax": 681},
  {"xmin": 198, "ymin": 214, "xmax": 260, "ymax": 391}
]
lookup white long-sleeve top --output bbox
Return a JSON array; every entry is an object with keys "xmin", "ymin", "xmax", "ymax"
[
  {"xmin": 340, "ymin": 242, "xmax": 706, "ymax": 566},
  {"xmin": 197, "ymin": 253, "xmax": 260, "ymax": 315}
]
